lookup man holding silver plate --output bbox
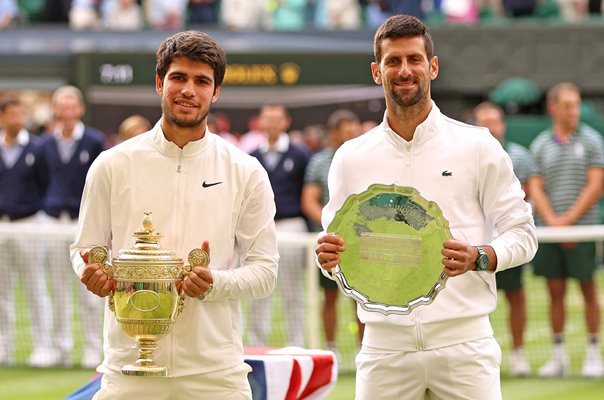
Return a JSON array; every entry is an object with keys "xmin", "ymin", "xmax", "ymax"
[
  {"xmin": 70, "ymin": 31, "xmax": 278, "ymax": 399},
  {"xmin": 315, "ymin": 15, "xmax": 537, "ymax": 400}
]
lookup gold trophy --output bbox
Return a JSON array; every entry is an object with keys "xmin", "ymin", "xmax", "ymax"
[{"xmin": 88, "ymin": 211, "xmax": 209, "ymax": 377}]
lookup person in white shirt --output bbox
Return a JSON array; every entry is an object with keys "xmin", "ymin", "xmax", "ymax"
[
  {"xmin": 315, "ymin": 14, "xmax": 537, "ymax": 400},
  {"xmin": 71, "ymin": 30, "xmax": 278, "ymax": 399}
]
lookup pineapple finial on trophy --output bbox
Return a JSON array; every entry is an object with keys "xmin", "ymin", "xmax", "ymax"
[
  {"xmin": 134, "ymin": 211, "xmax": 162, "ymax": 249},
  {"xmin": 142, "ymin": 211, "xmax": 153, "ymax": 232}
]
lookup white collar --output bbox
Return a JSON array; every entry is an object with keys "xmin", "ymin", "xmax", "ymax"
[
  {"xmin": 0, "ymin": 129, "xmax": 30, "ymax": 147},
  {"xmin": 383, "ymin": 101, "xmax": 441, "ymax": 147},
  {"xmin": 54, "ymin": 121, "xmax": 85, "ymax": 141},
  {"xmin": 259, "ymin": 133, "xmax": 289, "ymax": 153},
  {"xmin": 152, "ymin": 119, "xmax": 211, "ymax": 157}
]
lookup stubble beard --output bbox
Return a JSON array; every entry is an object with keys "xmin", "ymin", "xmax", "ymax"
[
  {"xmin": 389, "ymin": 80, "xmax": 426, "ymax": 108},
  {"xmin": 162, "ymin": 98, "xmax": 209, "ymax": 129}
]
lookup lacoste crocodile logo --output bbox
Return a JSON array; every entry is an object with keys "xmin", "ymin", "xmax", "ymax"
[
  {"xmin": 442, "ymin": 170, "xmax": 452, "ymax": 176},
  {"xmin": 202, "ymin": 181, "xmax": 223, "ymax": 188}
]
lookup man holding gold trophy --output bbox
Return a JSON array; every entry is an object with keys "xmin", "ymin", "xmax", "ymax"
[
  {"xmin": 70, "ymin": 31, "xmax": 278, "ymax": 399},
  {"xmin": 315, "ymin": 15, "xmax": 538, "ymax": 400}
]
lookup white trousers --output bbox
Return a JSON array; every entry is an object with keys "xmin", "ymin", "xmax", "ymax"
[
  {"xmin": 93, "ymin": 363, "xmax": 253, "ymax": 400},
  {"xmin": 355, "ymin": 337, "xmax": 502, "ymax": 400},
  {"xmin": 44, "ymin": 214, "xmax": 103, "ymax": 359},
  {"xmin": 0, "ymin": 214, "xmax": 53, "ymax": 359},
  {"xmin": 247, "ymin": 217, "xmax": 307, "ymax": 347}
]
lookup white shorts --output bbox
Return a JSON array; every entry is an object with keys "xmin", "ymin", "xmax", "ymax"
[
  {"xmin": 355, "ymin": 337, "xmax": 502, "ymax": 400},
  {"xmin": 93, "ymin": 363, "xmax": 253, "ymax": 400}
]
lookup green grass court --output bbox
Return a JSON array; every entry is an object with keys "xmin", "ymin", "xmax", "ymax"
[
  {"xmin": 1, "ymin": 267, "xmax": 603, "ymax": 398},
  {"xmin": 1, "ymin": 368, "xmax": 603, "ymax": 399}
]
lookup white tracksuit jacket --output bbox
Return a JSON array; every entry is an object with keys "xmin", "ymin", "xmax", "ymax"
[
  {"xmin": 321, "ymin": 103, "xmax": 537, "ymax": 351},
  {"xmin": 71, "ymin": 122, "xmax": 279, "ymax": 376}
]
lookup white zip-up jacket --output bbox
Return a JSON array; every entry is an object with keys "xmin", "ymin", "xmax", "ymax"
[
  {"xmin": 70, "ymin": 122, "xmax": 279, "ymax": 376},
  {"xmin": 321, "ymin": 103, "xmax": 537, "ymax": 351}
]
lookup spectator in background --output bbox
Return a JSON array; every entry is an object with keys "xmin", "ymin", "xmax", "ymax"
[
  {"xmin": 69, "ymin": 0, "xmax": 100, "ymax": 30},
  {"xmin": 240, "ymin": 114, "xmax": 265, "ymax": 153},
  {"xmin": 441, "ymin": 0, "xmax": 479, "ymax": 23},
  {"xmin": 117, "ymin": 114, "xmax": 151, "ymax": 143},
  {"xmin": 315, "ymin": 0, "xmax": 361, "ymax": 29},
  {"xmin": 0, "ymin": 98, "xmax": 53, "ymax": 367},
  {"xmin": 0, "ymin": 0, "xmax": 18, "ymax": 29},
  {"xmin": 102, "ymin": 0, "xmax": 144, "ymax": 31},
  {"xmin": 39, "ymin": 85, "xmax": 105, "ymax": 368},
  {"xmin": 529, "ymin": 82, "xmax": 604, "ymax": 379},
  {"xmin": 188, "ymin": 0, "xmax": 219, "ymax": 25},
  {"xmin": 301, "ymin": 109, "xmax": 363, "ymax": 355},
  {"xmin": 478, "ymin": 0, "xmax": 504, "ymax": 17},
  {"xmin": 589, "ymin": 0, "xmax": 601, "ymax": 14},
  {"xmin": 248, "ymin": 104, "xmax": 310, "ymax": 347},
  {"xmin": 360, "ymin": 0, "xmax": 390, "ymax": 29},
  {"xmin": 221, "ymin": 0, "xmax": 271, "ymax": 30},
  {"xmin": 39, "ymin": 0, "xmax": 70, "ymax": 23},
  {"xmin": 288, "ymin": 128, "xmax": 307, "ymax": 150},
  {"xmin": 272, "ymin": 0, "xmax": 308, "ymax": 30},
  {"xmin": 207, "ymin": 112, "xmax": 241, "ymax": 147},
  {"xmin": 361, "ymin": 119, "xmax": 379, "ymax": 133},
  {"xmin": 474, "ymin": 101, "xmax": 534, "ymax": 377},
  {"xmin": 557, "ymin": 0, "xmax": 589, "ymax": 22},
  {"xmin": 144, "ymin": 0, "xmax": 186, "ymax": 30},
  {"xmin": 503, "ymin": 0, "xmax": 537, "ymax": 17},
  {"xmin": 387, "ymin": 0, "xmax": 425, "ymax": 20},
  {"xmin": 302, "ymin": 123, "xmax": 327, "ymax": 154}
]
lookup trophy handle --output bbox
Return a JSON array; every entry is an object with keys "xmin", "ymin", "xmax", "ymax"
[
  {"xmin": 89, "ymin": 246, "xmax": 116, "ymax": 313},
  {"xmin": 176, "ymin": 248, "xmax": 211, "ymax": 313},
  {"xmin": 187, "ymin": 248, "xmax": 210, "ymax": 269}
]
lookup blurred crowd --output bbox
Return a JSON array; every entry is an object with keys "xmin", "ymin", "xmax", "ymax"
[
  {"xmin": 0, "ymin": 83, "xmax": 376, "ymax": 367},
  {"xmin": 1, "ymin": 0, "xmax": 603, "ymax": 32}
]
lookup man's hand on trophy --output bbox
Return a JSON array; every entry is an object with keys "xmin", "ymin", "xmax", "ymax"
[
  {"xmin": 182, "ymin": 240, "xmax": 214, "ymax": 299},
  {"xmin": 79, "ymin": 249, "xmax": 115, "ymax": 297},
  {"xmin": 315, "ymin": 233, "xmax": 346, "ymax": 271}
]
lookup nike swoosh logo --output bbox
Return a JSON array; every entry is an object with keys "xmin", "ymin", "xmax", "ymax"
[{"xmin": 202, "ymin": 181, "xmax": 223, "ymax": 188}]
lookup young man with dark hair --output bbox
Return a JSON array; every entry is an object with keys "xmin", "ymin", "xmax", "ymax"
[{"xmin": 71, "ymin": 31, "xmax": 278, "ymax": 399}]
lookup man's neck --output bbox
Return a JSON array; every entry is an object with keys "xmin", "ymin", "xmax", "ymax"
[
  {"xmin": 59, "ymin": 121, "xmax": 77, "ymax": 139},
  {"xmin": 161, "ymin": 120, "xmax": 205, "ymax": 149},
  {"xmin": 552, "ymin": 121, "xmax": 577, "ymax": 139},
  {"xmin": 2, "ymin": 129, "xmax": 20, "ymax": 146},
  {"xmin": 267, "ymin": 132, "xmax": 281, "ymax": 147},
  {"xmin": 387, "ymin": 100, "xmax": 432, "ymax": 141}
]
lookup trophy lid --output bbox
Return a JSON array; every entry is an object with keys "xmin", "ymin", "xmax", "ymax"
[{"xmin": 114, "ymin": 211, "xmax": 181, "ymax": 263}]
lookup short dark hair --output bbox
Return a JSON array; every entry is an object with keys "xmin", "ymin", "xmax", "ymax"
[
  {"xmin": 373, "ymin": 14, "xmax": 434, "ymax": 63},
  {"xmin": 0, "ymin": 97, "xmax": 20, "ymax": 113},
  {"xmin": 156, "ymin": 30, "xmax": 227, "ymax": 88}
]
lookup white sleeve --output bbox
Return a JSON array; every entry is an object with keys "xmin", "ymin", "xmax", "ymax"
[
  {"xmin": 480, "ymin": 137, "xmax": 538, "ymax": 271},
  {"xmin": 204, "ymin": 164, "xmax": 279, "ymax": 301}
]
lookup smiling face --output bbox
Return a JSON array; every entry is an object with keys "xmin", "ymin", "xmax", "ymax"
[
  {"xmin": 156, "ymin": 56, "xmax": 220, "ymax": 142},
  {"xmin": 371, "ymin": 36, "xmax": 438, "ymax": 111}
]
